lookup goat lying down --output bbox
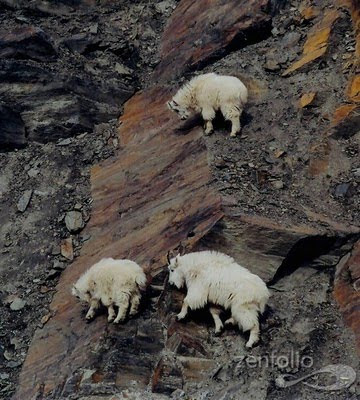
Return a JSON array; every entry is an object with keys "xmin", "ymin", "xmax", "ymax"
[
  {"xmin": 72, "ymin": 258, "xmax": 147, "ymax": 323},
  {"xmin": 167, "ymin": 72, "xmax": 248, "ymax": 137},
  {"xmin": 168, "ymin": 250, "xmax": 270, "ymax": 348}
]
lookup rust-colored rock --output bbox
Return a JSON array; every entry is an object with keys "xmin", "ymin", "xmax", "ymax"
[
  {"xmin": 347, "ymin": 75, "xmax": 360, "ymax": 102},
  {"xmin": 300, "ymin": 5, "xmax": 320, "ymax": 21},
  {"xmin": 283, "ymin": 9, "xmax": 340, "ymax": 76},
  {"xmin": 331, "ymin": 103, "xmax": 360, "ymax": 137},
  {"xmin": 299, "ymin": 92, "xmax": 316, "ymax": 108},
  {"xmin": 334, "ymin": 240, "xmax": 360, "ymax": 353},
  {"xmin": 154, "ymin": 0, "xmax": 272, "ymax": 82},
  {"xmin": 14, "ymin": 86, "xmax": 223, "ymax": 400}
]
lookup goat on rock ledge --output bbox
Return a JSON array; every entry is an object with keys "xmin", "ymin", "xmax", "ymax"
[
  {"xmin": 72, "ymin": 258, "xmax": 147, "ymax": 323},
  {"xmin": 167, "ymin": 73, "xmax": 248, "ymax": 137},
  {"xmin": 168, "ymin": 250, "xmax": 270, "ymax": 348}
]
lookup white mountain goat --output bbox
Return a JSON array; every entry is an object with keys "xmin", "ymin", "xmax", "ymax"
[
  {"xmin": 72, "ymin": 258, "xmax": 147, "ymax": 323},
  {"xmin": 167, "ymin": 73, "xmax": 248, "ymax": 137},
  {"xmin": 167, "ymin": 250, "xmax": 270, "ymax": 348}
]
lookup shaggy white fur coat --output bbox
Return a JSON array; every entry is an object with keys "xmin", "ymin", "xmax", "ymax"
[
  {"xmin": 168, "ymin": 250, "xmax": 270, "ymax": 348},
  {"xmin": 167, "ymin": 73, "xmax": 248, "ymax": 137},
  {"xmin": 72, "ymin": 258, "xmax": 147, "ymax": 323}
]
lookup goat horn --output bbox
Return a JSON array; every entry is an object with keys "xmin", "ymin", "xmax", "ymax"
[{"xmin": 167, "ymin": 251, "xmax": 171, "ymax": 264}]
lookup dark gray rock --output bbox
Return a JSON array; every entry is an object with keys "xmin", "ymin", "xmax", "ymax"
[
  {"xmin": 0, "ymin": 61, "xmax": 134, "ymax": 143},
  {"xmin": 0, "ymin": 104, "xmax": 26, "ymax": 149},
  {"xmin": 16, "ymin": 190, "xmax": 33, "ymax": 212},
  {"xmin": 61, "ymin": 33, "xmax": 100, "ymax": 55},
  {"xmin": 0, "ymin": 26, "xmax": 57, "ymax": 61}
]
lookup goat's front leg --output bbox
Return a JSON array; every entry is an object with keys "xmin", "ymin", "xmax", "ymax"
[
  {"xmin": 176, "ymin": 288, "xmax": 206, "ymax": 321},
  {"xmin": 202, "ymin": 107, "xmax": 215, "ymax": 135},
  {"xmin": 86, "ymin": 298, "xmax": 100, "ymax": 320},
  {"xmin": 176, "ymin": 299, "xmax": 189, "ymax": 321}
]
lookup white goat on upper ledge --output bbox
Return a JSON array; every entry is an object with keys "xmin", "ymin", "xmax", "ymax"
[
  {"xmin": 72, "ymin": 258, "xmax": 147, "ymax": 324},
  {"xmin": 168, "ymin": 250, "xmax": 270, "ymax": 348},
  {"xmin": 167, "ymin": 73, "xmax": 248, "ymax": 137}
]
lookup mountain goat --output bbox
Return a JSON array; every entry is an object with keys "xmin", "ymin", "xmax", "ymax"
[
  {"xmin": 72, "ymin": 258, "xmax": 147, "ymax": 323},
  {"xmin": 167, "ymin": 250, "xmax": 270, "ymax": 348},
  {"xmin": 167, "ymin": 73, "xmax": 248, "ymax": 137}
]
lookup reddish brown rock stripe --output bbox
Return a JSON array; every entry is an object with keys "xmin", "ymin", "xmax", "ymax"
[
  {"xmin": 154, "ymin": 0, "xmax": 271, "ymax": 82},
  {"xmin": 14, "ymin": 87, "xmax": 223, "ymax": 400}
]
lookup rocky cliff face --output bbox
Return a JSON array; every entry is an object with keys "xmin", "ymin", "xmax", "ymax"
[{"xmin": 0, "ymin": 0, "xmax": 359, "ymax": 399}]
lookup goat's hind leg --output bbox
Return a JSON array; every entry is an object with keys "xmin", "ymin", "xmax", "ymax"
[
  {"xmin": 221, "ymin": 104, "xmax": 242, "ymax": 137},
  {"xmin": 129, "ymin": 293, "xmax": 141, "ymax": 317},
  {"xmin": 113, "ymin": 293, "xmax": 130, "ymax": 324},
  {"xmin": 232, "ymin": 304, "xmax": 260, "ymax": 348},
  {"xmin": 209, "ymin": 306, "xmax": 224, "ymax": 335},
  {"xmin": 107, "ymin": 304, "xmax": 116, "ymax": 322}
]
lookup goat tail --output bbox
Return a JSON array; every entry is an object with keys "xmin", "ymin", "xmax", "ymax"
[{"xmin": 135, "ymin": 273, "xmax": 147, "ymax": 290}]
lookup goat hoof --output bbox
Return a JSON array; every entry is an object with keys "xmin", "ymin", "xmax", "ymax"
[
  {"xmin": 214, "ymin": 329, "xmax": 223, "ymax": 337},
  {"xmin": 176, "ymin": 315, "xmax": 185, "ymax": 322}
]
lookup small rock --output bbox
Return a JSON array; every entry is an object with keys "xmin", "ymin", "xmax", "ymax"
[
  {"xmin": 57, "ymin": 138, "xmax": 72, "ymax": 146},
  {"xmin": 61, "ymin": 237, "xmax": 74, "ymax": 260},
  {"xmin": 40, "ymin": 286, "xmax": 52, "ymax": 294},
  {"xmin": 65, "ymin": 211, "xmax": 84, "ymax": 233},
  {"xmin": 215, "ymin": 159, "xmax": 227, "ymax": 169},
  {"xmin": 7, "ymin": 360, "xmax": 23, "ymax": 368},
  {"xmin": 155, "ymin": 0, "xmax": 175, "ymax": 14},
  {"xmin": 40, "ymin": 313, "xmax": 51, "ymax": 325},
  {"xmin": 46, "ymin": 269, "xmax": 60, "ymax": 280},
  {"xmin": 264, "ymin": 58, "xmax": 280, "ymax": 71},
  {"xmin": 4, "ymin": 350, "xmax": 13, "ymax": 361},
  {"xmin": 27, "ymin": 168, "xmax": 40, "ymax": 178},
  {"xmin": 10, "ymin": 337, "xmax": 23, "ymax": 350},
  {"xmin": 51, "ymin": 245, "xmax": 61, "ymax": 255},
  {"xmin": 88, "ymin": 23, "xmax": 98, "ymax": 34},
  {"xmin": 17, "ymin": 190, "xmax": 33, "ymax": 212},
  {"xmin": 74, "ymin": 203, "xmax": 83, "ymax": 210},
  {"xmin": 10, "ymin": 297, "xmax": 26, "ymax": 311},
  {"xmin": 115, "ymin": 63, "xmax": 133, "ymax": 76},
  {"xmin": 334, "ymin": 183, "xmax": 350, "ymax": 198},
  {"xmin": 0, "ymin": 372, "xmax": 9, "ymax": 380},
  {"xmin": 352, "ymin": 168, "xmax": 360, "ymax": 177},
  {"xmin": 299, "ymin": 92, "xmax": 316, "ymax": 108},
  {"xmin": 53, "ymin": 260, "xmax": 66, "ymax": 270},
  {"xmin": 81, "ymin": 233, "xmax": 91, "ymax": 242},
  {"xmin": 271, "ymin": 180, "xmax": 284, "ymax": 189}
]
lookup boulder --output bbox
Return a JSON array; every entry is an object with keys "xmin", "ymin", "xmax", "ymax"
[
  {"xmin": 0, "ymin": 26, "xmax": 57, "ymax": 61},
  {"xmin": 0, "ymin": 104, "xmax": 26, "ymax": 149}
]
